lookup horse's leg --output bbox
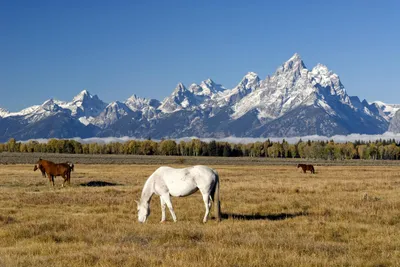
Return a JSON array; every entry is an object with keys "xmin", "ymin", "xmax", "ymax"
[
  {"xmin": 202, "ymin": 193, "xmax": 211, "ymax": 223},
  {"xmin": 62, "ymin": 175, "xmax": 67, "ymax": 187},
  {"xmin": 161, "ymin": 194, "xmax": 177, "ymax": 222},
  {"xmin": 47, "ymin": 173, "xmax": 53, "ymax": 187},
  {"xmin": 160, "ymin": 197, "xmax": 166, "ymax": 223}
]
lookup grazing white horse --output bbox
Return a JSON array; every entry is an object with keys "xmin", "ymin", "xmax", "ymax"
[{"xmin": 136, "ymin": 165, "xmax": 221, "ymax": 223}]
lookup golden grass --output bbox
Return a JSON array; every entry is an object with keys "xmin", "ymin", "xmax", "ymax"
[{"xmin": 0, "ymin": 164, "xmax": 400, "ymax": 267}]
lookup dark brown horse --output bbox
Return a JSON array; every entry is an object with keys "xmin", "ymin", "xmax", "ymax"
[
  {"xmin": 34, "ymin": 159, "xmax": 74, "ymax": 187},
  {"xmin": 297, "ymin": 164, "xmax": 315, "ymax": 174}
]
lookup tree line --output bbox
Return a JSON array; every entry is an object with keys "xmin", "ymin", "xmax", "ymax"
[{"xmin": 1, "ymin": 138, "xmax": 400, "ymax": 160}]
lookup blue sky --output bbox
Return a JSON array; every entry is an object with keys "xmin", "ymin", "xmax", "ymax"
[{"xmin": 1, "ymin": 0, "xmax": 399, "ymax": 111}]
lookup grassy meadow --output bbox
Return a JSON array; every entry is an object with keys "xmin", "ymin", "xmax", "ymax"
[{"xmin": 0, "ymin": 163, "xmax": 399, "ymax": 266}]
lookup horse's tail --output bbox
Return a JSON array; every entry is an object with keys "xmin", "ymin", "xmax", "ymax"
[
  {"xmin": 312, "ymin": 166, "xmax": 315, "ymax": 174},
  {"xmin": 211, "ymin": 170, "xmax": 221, "ymax": 222}
]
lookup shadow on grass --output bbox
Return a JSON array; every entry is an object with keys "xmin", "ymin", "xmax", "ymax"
[
  {"xmin": 220, "ymin": 211, "xmax": 308, "ymax": 221},
  {"xmin": 80, "ymin": 181, "xmax": 122, "ymax": 187}
]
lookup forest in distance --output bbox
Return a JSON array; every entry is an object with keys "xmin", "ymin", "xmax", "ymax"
[{"xmin": 2, "ymin": 137, "xmax": 400, "ymax": 161}]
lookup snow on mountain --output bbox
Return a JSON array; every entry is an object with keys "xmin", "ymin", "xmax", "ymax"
[
  {"xmin": 309, "ymin": 64, "xmax": 349, "ymax": 104},
  {"xmin": 158, "ymin": 83, "xmax": 191, "ymax": 113},
  {"xmin": 125, "ymin": 94, "xmax": 154, "ymax": 111},
  {"xmin": 59, "ymin": 90, "xmax": 107, "ymax": 117},
  {"xmin": 232, "ymin": 54, "xmax": 314, "ymax": 120},
  {"xmin": 124, "ymin": 94, "xmax": 160, "ymax": 120},
  {"xmin": 1, "ymin": 99, "xmax": 66, "ymax": 123},
  {"xmin": 158, "ymin": 81, "xmax": 216, "ymax": 113},
  {"xmin": 24, "ymin": 99, "xmax": 67, "ymax": 123},
  {"xmin": 0, "ymin": 108, "xmax": 9, "ymax": 117},
  {"xmin": 388, "ymin": 110, "xmax": 400, "ymax": 133},
  {"xmin": 212, "ymin": 72, "xmax": 260, "ymax": 110},
  {"xmin": 370, "ymin": 101, "xmax": 400, "ymax": 121},
  {"xmin": 1, "ymin": 53, "xmax": 398, "ymax": 141},
  {"xmin": 0, "ymin": 90, "xmax": 107, "ymax": 126},
  {"xmin": 87, "ymin": 101, "xmax": 134, "ymax": 128},
  {"xmin": 158, "ymin": 77, "xmax": 229, "ymax": 114},
  {"xmin": 78, "ymin": 116, "xmax": 92, "ymax": 126},
  {"xmin": 197, "ymin": 79, "xmax": 225, "ymax": 96},
  {"xmin": 230, "ymin": 53, "xmax": 379, "ymax": 126},
  {"xmin": 6, "ymin": 105, "xmax": 41, "ymax": 117}
]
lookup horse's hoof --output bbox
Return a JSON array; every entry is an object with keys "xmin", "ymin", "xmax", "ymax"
[{"xmin": 160, "ymin": 221, "xmax": 166, "ymax": 224}]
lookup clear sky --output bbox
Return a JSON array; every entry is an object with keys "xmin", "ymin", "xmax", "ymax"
[{"xmin": 1, "ymin": 0, "xmax": 399, "ymax": 111}]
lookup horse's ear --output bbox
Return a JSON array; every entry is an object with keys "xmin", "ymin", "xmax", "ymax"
[{"xmin": 135, "ymin": 200, "xmax": 140, "ymax": 206}]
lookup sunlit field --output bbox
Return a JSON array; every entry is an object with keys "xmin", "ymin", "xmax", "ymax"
[{"xmin": 0, "ymin": 163, "xmax": 399, "ymax": 266}]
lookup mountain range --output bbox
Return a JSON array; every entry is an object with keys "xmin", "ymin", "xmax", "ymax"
[{"xmin": 1, "ymin": 53, "xmax": 400, "ymax": 142}]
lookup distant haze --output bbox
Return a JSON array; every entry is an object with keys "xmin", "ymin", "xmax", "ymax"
[{"xmin": 21, "ymin": 132, "xmax": 400, "ymax": 145}]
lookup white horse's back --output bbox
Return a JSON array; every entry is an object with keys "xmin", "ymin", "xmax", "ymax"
[{"xmin": 153, "ymin": 165, "xmax": 217, "ymax": 197}]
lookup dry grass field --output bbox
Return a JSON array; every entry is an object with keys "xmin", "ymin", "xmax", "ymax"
[{"xmin": 0, "ymin": 163, "xmax": 400, "ymax": 267}]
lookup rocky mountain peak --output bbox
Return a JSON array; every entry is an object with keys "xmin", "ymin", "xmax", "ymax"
[
  {"xmin": 125, "ymin": 94, "xmax": 159, "ymax": 111},
  {"xmin": 0, "ymin": 54, "xmax": 396, "ymax": 141},
  {"xmin": 72, "ymin": 89, "xmax": 91, "ymax": 102},
  {"xmin": 0, "ymin": 107, "xmax": 9, "ymax": 117},
  {"xmin": 276, "ymin": 53, "xmax": 306, "ymax": 74},
  {"xmin": 40, "ymin": 99, "xmax": 61, "ymax": 112},
  {"xmin": 235, "ymin": 72, "xmax": 260, "ymax": 92},
  {"xmin": 172, "ymin": 83, "xmax": 187, "ymax": 94},
  {"xmin": 389, "ymin": 110, "xmax": 400, "ymax": 133}
]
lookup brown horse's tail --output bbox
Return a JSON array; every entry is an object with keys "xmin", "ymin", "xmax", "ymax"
[
  {"xmin": 211, "ymin": 170, "xmax": 221, "ymax": 221},
  {"xmin": 312, "ymin": 166, "xmax": 315, "ymax": 174}
]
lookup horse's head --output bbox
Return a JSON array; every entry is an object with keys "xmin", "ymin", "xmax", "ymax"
[
  {"xmin": 34, "ymin": 159, "xmax": 42, "ymax": 170},
  {"xmin": 34, "ymin": 159, "xmax": 43, "ymax": 171},
  {"xmin": 34, "ymin": 161, "xmax": 46, "ymax": 177},
  {"xmin": 136, "ymin": 200, "xmax": 150, "ymax": 223},
  {"xmin": 68, "ymin": 162, "xmax": 74, "ymax": 171}
]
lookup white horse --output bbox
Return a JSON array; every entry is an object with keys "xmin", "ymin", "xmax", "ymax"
[{"xmin": 136, "ymin": 165, "xmax": 221, "ymax": 223}]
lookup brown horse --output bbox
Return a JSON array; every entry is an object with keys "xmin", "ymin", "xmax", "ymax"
[
  {"xmin": 297, "ymin": 164, "xmax": 315, "ymax": 174},
  {"xmin": 34, "ymin": 159, "xmax": 74, "ymax": 187}
]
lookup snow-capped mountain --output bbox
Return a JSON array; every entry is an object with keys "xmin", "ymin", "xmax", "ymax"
[
  {"xmin": 231, "ymin": 55, "xmax": 352, "ymax": 121},
  {"xmin": 370, "ymin": 101, "xmax": 400, "ymax": 121},
  {"xmin": 158, "ymin": 78, "xmax": 225, "ymax": 114},
  {"xmin": 0, "ymin": 108, "xmax": 9, "ymax": 118},
  {"xmin": 24, "ymin": 99, "xmax": 68, "ymax": 123},
  {"xmin": 125, "ymin": 94, "xmax": 160, "ymax": 120},
  {"xmin": 0, "ymin": 54, "xmax": 397, "ymax": 142},
  {"xmin": 0, "ymin": 99, "xmax": 68, "ymax": 123},
  {"xmin": 190, "ymin": 78, "xmax": 225, "ymax": 97},
  {"xmin": 158, "ymin": 83, "xmax": 195, "ymax": 113},
  {"xmin": 217, "ymin": 54, "xmax": 388, "ymax": 137},
  {"xmin": 125, "ymin": 94, "xmax": 159, "ymax": 111},
  {"xmin": 87, "ymin": 101, "xmax": 134, "ymax": 128},
  {"xmin": 58, "ymin": 90, "xmax": 107, "ymax": 117},
  {"xmin": 213, "ymin": 72, "xmax": 260, "ymax": 109},
  {"xmin": 388, "ymin": 110, "xmax": 400, "ymax": 133}
]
